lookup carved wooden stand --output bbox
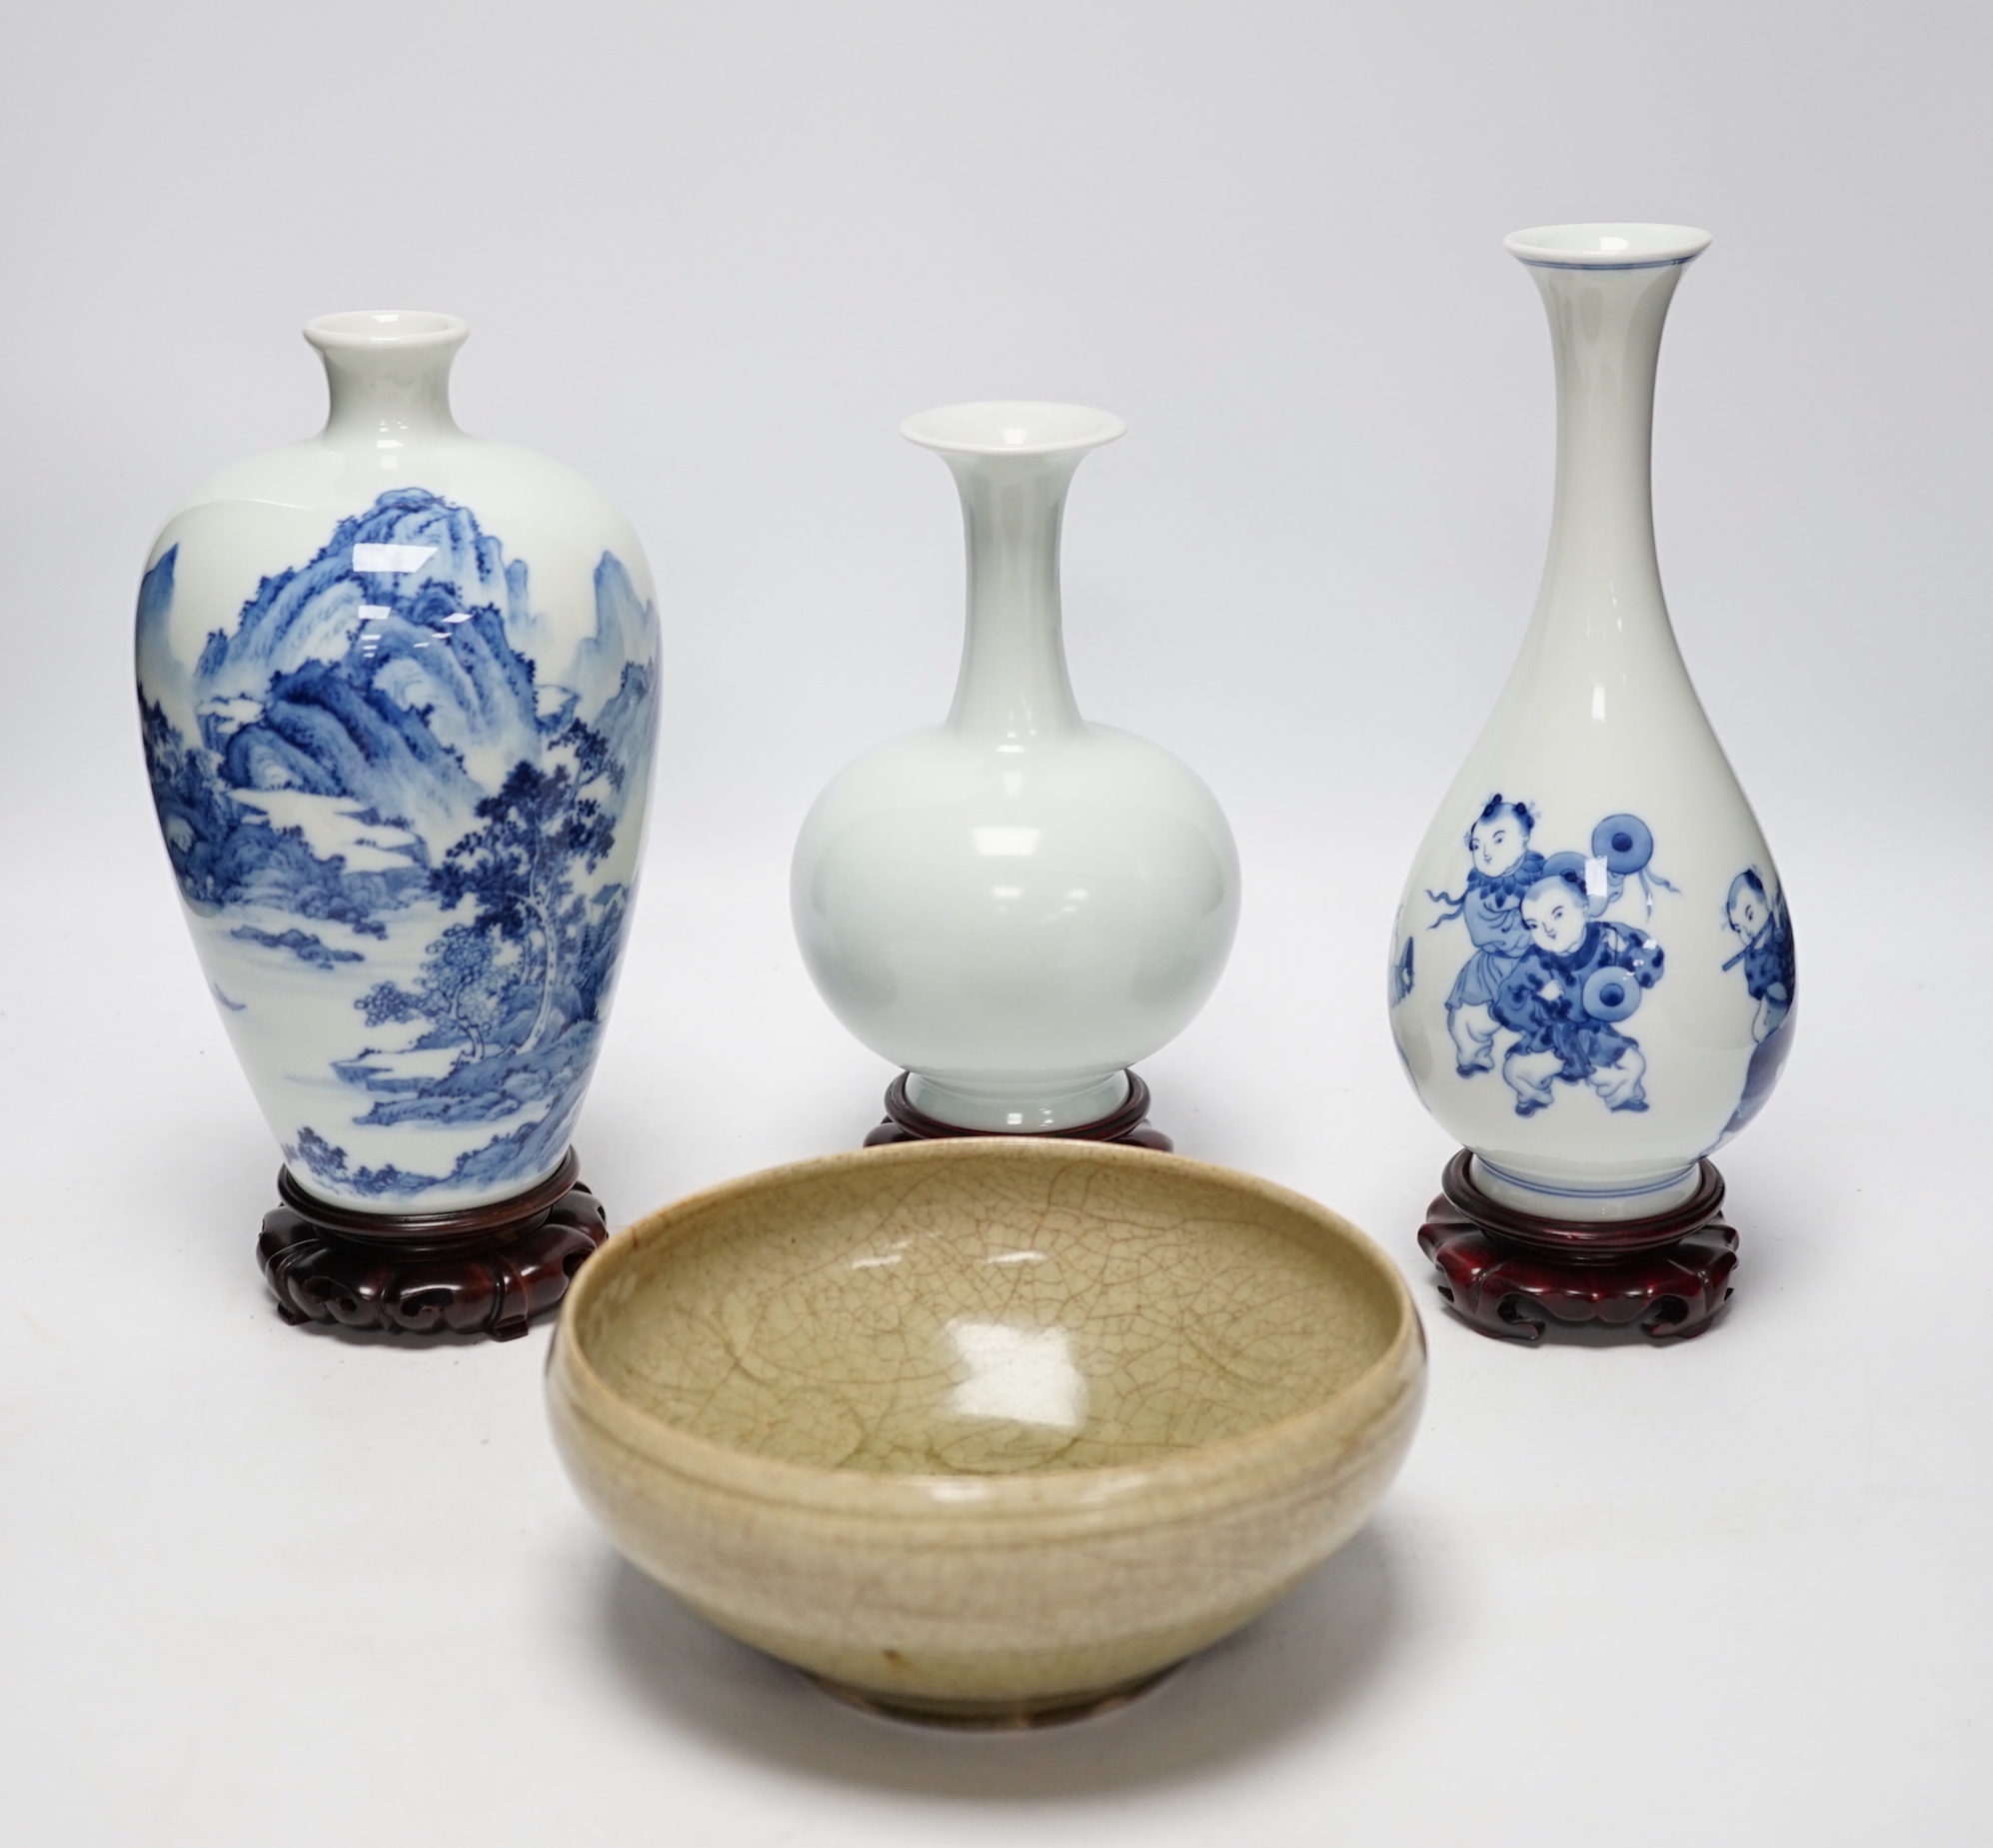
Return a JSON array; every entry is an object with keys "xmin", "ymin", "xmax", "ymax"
[
  {"xmin": 257, "ymin": 1148, "xmax": 608, "ymax": 1340},
  {"xmin": 1417, "ymin": 1149, "xmax": 1737, "ymax": 1343},
  {"xmin": 863, "ymin": 1069, "xmax": 1172, "ymax": 1151}
]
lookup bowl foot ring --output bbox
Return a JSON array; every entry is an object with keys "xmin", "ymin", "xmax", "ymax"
[
  {"xmin": 863, "ymin": 1069, "xmax": 1172, "ymax": 1152},
  {"xmin": 807, "ymin": 1661, "xmax": 1182, "ymax": 1728},
  {"xmin": 257, "ymin": 1147, "xmax": 609, "ymax": 1340},
  {"xmin": 1418, "ymin": 1149, "xmax": 1737, "ymax": 1345}
]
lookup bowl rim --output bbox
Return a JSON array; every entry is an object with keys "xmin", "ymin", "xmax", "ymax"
[{"xmin": 550, "ymin": 1138, "xmax": 1425, "ymax": 1528}]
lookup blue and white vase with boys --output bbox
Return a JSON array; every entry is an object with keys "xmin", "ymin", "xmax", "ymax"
[
  {"xmin": 136, "ymin": 312, "xmax": 660, "ymax": 1255},
  {"xmin": 1388, "ymin": 224, "xmax": 1795, "ymax": 1227}
]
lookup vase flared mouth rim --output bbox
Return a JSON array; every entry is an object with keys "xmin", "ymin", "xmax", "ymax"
[
  {"xmin": 900, "ymin": 401, "xmax": 1125, "ymax": 458},
  {"xmin": 304, "ymin": 309, "xmax": 470, "ymax": 352},
  {"xmin": 1504, "ymin": 223, "xmax": 1711, "ymax": 269}
]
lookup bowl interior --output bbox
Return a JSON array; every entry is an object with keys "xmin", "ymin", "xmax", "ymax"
[{"xmin": 574, "ymin": 1145, "xmax": 1404, "ymax": 1477}]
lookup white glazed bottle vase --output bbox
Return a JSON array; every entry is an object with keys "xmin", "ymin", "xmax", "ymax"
[
  {"xmin": 137, "ymin": 312, "xmax": 661, "ymax": 1336},
  {"xmin": 1389, "ymin": 227, "xmax": 1794, "ymax": 1334},
  {"xmin": 793, "ymin": 403, "xmax": 1240, "ymax": 1141}
]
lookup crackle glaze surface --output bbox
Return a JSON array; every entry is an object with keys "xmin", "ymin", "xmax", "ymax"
[{"xmin": 548, "ymin": 1138, "xmax": 1423, "ymax": 1720}]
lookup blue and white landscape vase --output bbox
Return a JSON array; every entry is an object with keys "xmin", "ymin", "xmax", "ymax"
[
  {"xmin": 1388, "ymin": 226, "xmax": 1795, "ymax": 1222},
  {"xmin": 137, "ymin": 312, "xmax": 660, "ymax": 1215}
]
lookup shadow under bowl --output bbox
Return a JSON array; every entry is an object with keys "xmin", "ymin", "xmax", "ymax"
[{"xmin": 547, "ymin": 1138, "xmax": 1425, "ymax": 1726}]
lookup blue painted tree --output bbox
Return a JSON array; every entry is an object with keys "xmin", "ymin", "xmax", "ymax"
[
  {"xmin": 346, "ymin": 714, "xmax": 631, "ymax": 1137},
  {"xmin": 356, "ymin": 923, "xmax": 508, "ymax": 1061},
  {"xmin": 432, "ymin": 717, "xmax": 620, "ymax": 1058}
]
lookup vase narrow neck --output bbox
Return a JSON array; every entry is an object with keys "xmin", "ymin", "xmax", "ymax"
[
  {"xmin": 305, "ymin": 313, "xmax": 467, "ymax": 445},
  {"xmin": 1528, "ymin": 259, "xmax": 1690, "ymax": 635},
  {"xmin": 944, "ymin": 453, "xmax": 1085, "ymax": 746}
]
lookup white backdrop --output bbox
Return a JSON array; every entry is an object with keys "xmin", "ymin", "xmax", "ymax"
[{"xmin": 3, "ymin": 3, "xmax": 1988, "ymax": 1842}]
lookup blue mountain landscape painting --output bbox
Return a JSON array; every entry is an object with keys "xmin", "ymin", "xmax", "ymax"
[{"xmin": 138, "ymin": 487, "xmax": 658, "ymax": 1203}]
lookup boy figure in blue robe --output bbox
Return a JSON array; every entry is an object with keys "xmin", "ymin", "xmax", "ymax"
[
  {"xmin": 1724, "ymin": 869, "xmax": 1794, "ymax": 1043},
  {"xmin": 1433, "ymin": 797, "xmax": 1544, "ymax": 1076},
  {"xmin": 1492, "ymin": 872, "xmax": 1664, "ymax": 1116}
]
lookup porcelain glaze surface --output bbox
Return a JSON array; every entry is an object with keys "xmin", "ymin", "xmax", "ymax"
[
  {"xmin": 792, "ymin": 404, "xmax": 1240, "ymax": 1131},
  {"xmin": 547, "ymin": 1138, "xmax": 1423, "ymax": 1720},
  {"xmin": 1388, "ymin": 228, "xmax": 1794, "ymax": 1219},
  {"xmin": 137, "ymin": 312, "xmax": 660, "ymax": 1212}
]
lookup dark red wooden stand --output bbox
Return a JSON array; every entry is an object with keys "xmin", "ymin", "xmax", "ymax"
[
  {"xmin": 257, "ymin": 1147, "xmax": 608, "ymax": 1339},
  {"xmin": 1417, "ymin": 1149, "xmax": 1736, "ymax": 1343},
  {"xmin": 863, "ymin": 1069, "xmax": 1172, "ymax": 1150}
]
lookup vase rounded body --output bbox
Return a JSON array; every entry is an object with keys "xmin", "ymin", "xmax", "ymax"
[
  {"xmin": 1388, "ymin": 228, "xmax": 1795, "ymax": 1220},
  {"xmin": 136, "ymin": 312, "xmax": 661, "ymax": 1214},
  {"xmin": 793, "ymin": 403, "xmax": 1239, "ymax": 1132}
]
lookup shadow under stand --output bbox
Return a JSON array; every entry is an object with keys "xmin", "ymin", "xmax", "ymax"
[{"xmin": 259, "ymin": 1148, "xmax": 608, "ymax": 1339}]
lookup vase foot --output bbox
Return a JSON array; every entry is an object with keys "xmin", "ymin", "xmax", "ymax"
[
  {"xmin": 257, "ymin": 1148, "xmax": 609, "ymax": 1340},
  {"xmin": 1417, "ymin": 1149, "xmax": 1736, "ymax": 1344},
  {"xmin": 863, "ymin": 1070, "xmax": 1172, "ymax": 1151}
]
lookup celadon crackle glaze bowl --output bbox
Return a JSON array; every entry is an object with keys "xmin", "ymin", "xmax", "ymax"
[{"xmin": 546, "ymin": 1137, "xmax": 1425, "ymax": 1726}]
